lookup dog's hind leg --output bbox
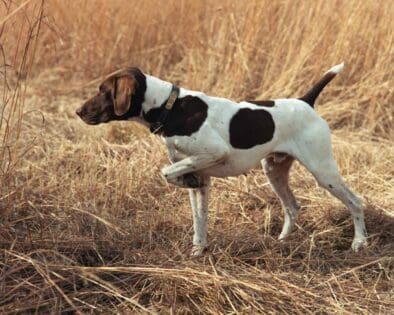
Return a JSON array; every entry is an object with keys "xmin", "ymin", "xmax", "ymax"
[
  {"xmin": 262, "ymin": 154, "xmax": 300, "ymax": 240},
  {"xmin": 305, "ymin": 159, "xmax": 367, "ymax": 251},
  {"xmin": 292, "ymin": 121, "xmax": 368, "ymax": 251}
]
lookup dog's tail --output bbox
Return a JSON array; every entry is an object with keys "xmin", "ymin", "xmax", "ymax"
[{"xmin": 299, "ymin": 62, "xmax": 344, "ymax": 108}]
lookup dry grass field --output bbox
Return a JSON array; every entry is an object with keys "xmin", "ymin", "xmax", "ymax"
[{"xmin": 1, "ymin": 0, "xmax": 393, "ymax": 313}]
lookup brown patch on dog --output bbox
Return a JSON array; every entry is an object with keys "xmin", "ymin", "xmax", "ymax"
[
  {"xmin": 98, "ymin": 77, "xmax": 115, "ymax": 94},
  {"xmin": 113, "ymin": 76, "xmax": 137, "ymax": 116},
  {"xmin": 76, "ymin": 67, "xmax": 146, "ymax": 125},
  {"xmin": 143, "ymin": 96, "xmax": 208, "ymax": 137},
  {"xmin": 247, "ymin": 100, "xmax": 275, "ymax": 107},
  {"xmin": 229, "ymin": 108, "xmax": 275, "ymax": 149}
]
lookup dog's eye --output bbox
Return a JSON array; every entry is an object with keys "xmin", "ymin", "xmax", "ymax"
[
  {"xmin": 105, "ymin": 91, "xmax": 112, "ymax": 100},
  {"xmin": 99, "ymin": 84, "xmax": 108, "ymax": 93}
]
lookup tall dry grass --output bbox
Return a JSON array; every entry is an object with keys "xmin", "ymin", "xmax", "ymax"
[
  {"xmin": 0, "ymin": 0, "xmax": 45, "ymax": 214},
  {"xmin": 1, "ymin": 0, "xmax": 393, "ymax": 313}
]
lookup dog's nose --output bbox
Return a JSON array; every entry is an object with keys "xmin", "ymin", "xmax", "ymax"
[{"xmin": 75, "ymin": 107, "xmax": 83, "ymax": 117}]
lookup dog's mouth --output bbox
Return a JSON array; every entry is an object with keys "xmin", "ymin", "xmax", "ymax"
[
  {"xmin": 80, "ymin": 115, "xmax": 111, "ymax": 125},
  {"xmin": 76, "ymin": 106, "xmax": 112, "ymax": 125},
  {"xmin": 82, "ymin": 118, "xmax": 101, "ymax": 125}
]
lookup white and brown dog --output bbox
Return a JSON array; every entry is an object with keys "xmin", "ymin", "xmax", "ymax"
[{"xmin": 76, "ymin": 63, "xmax": 368, "ymax": 256}]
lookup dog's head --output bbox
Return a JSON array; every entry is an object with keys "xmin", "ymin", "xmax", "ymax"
[{"xmin": 76, "ymin": 68, "xmax": 146, "ymax": 125}]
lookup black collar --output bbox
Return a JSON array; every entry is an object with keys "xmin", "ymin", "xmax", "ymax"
[{"xmin": 150, "ymin": 85, "xmax": 180, "ymax": 134}]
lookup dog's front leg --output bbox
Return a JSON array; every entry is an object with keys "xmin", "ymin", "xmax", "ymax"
[
  {"xmin": 163, "ymin": 131, "xmax": 228, "ymax": 187},
  {"xmin": 167, "ymin": 146, "xmax": 184, "ymax": 164},
  {"xmin": 168, "ymin": 148, "xmax": 211, "ymax": 255},
  {"xmin": 165, "ymin": 147, "xmax": 204, "ymax": 188},
  {"xmin": 189, "ymin": 177, "xmax": 210, "ymax": 257}
]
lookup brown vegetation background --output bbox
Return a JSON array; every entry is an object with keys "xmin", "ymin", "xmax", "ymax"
[{"xmin": 1, "ymin": 0, "xmax": 393, "ymax": 313}]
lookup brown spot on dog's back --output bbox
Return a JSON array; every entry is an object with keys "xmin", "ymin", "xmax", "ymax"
[
  {"xmin": 229, "ymin": 108, "xmax": 275, "ymax": 149},
  {"xmin": 247, "ymin": 100, "xmax": 275, "ymax": 107},
  {"xmin": 144, "ymin": 96, "xmax": 208, "ymax": 137}
]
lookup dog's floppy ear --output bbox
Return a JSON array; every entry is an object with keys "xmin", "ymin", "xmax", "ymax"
[{"xmin": 113, "ymin": 75, "xmax": 137, "ymax": 116}]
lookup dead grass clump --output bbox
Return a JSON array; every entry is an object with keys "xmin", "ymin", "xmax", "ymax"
[
  {"xmin": 0, "ymin": 0, "xmax": 45, "ymax": 213},
  {"xmin": 1, "ymin": 0, "xmax": 394, "ymax": 313}
]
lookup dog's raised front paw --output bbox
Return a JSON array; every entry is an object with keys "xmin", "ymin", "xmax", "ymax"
[{"xmin": 161, "ymin": 165, "xmax": 172, "ymax": 179}]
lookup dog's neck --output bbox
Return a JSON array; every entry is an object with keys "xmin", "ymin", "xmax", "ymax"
[{"xmin": 141, "ymin": 75, "xmax": 174, "ymax": 115}]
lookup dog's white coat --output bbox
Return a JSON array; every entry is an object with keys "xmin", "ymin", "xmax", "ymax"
[{"xmin": 135, "ymin": 64, "xmax": 368, "ymax": 256}]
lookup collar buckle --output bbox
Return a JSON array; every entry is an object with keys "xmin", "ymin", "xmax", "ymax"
[{"xmin": 165, "ymin": 86, "xmax": 179, "ymax": 110}]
